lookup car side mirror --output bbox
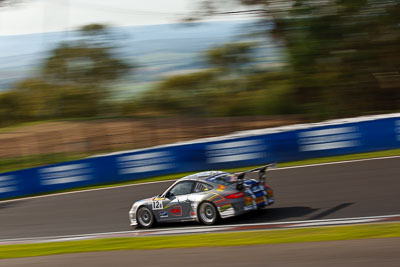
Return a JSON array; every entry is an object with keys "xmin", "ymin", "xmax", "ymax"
[{"xmin": 166, "ymin": 191, "xmax": 174, "ymax": 199}]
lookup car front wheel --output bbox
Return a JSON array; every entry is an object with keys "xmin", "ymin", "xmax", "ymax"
[
  {"xmin": 198, "ymin": 202, "xmax": 218, "ymax": 225},
  {"xmin": 136, "ymin": 206, "xmax": 154, "ymax": 228}
]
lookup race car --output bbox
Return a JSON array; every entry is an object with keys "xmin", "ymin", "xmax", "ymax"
[{"xmin": 129, "ymin": 164, "xmax": 276, "ymax": 228}]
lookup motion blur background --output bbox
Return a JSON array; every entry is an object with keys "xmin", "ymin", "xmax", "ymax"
[{"xmin": 0, "ymin": 0, "xmax": 399, "ymax": 173}]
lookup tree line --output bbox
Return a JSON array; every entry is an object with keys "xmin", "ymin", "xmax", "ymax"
[
  {"xmin": 1, "ymin": 0, "xmax": 400, "ymax": 126},
  {"xmin": 0, "ymin": 24, "xmax": 131, "ymax": 125}
]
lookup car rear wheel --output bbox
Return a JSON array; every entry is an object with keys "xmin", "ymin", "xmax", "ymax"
[
  {"xmin": 198, "ymin": 202, "xmax": 218, "ymax": 225},
  {"xmin": 137, "ymin": 206, "xmax": 154, "ymax": 228}
]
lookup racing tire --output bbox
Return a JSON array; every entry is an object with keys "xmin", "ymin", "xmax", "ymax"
[
  {"xmin": 136, "ymin": 206, "xmax": 154, "ymax": 228},
  {"xmin": 198, "ymin": 202, "xmax": 219, "ymax": 225}
]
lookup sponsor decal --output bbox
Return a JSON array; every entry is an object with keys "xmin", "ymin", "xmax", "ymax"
[
  {"xmin": 206, "ymin": 140, "xmax": 268, "ymax": 164},
  {"xmin": 207, "ymin": 192, "xmax": 223, "ymax": 202},
  {"xmin": 298, "ymin": 126, "xmax": 360, "ymax": 152},
  {"xmin": 170, "ymin": 205, "xmax": 182, "ymax": 216},
  {"xmin": 39, "ymin": 163, "xmax": 93, "ymax": 186},
  {"xmin": 159, "ymin": 211, "xmax": 168, "ymax": 218},
  {"xmin": 0, "ymin": 175, "xmax": 18, "ymax": 194},
  {"xmin": 117, "ymin": 151, "xmax": 175, "ymax": 174},
  {"xmin": 219, "ymin": 204, "xmax": 232, "ymax": 212},
  {"xmin": 217, "ymin": 184, "xmax": 226, "ymax": 192},
  {"xmin": 244, "ymin": 206, "xmax": 254, "ymax": 211},
  {"xmin": 152, "ymin": 200, "xmax": 163, "ymax": 210},
  {"xmin": 209, "ymin": 194, "xmax": 232, "ymax": 211},
  {"xmin": 245, "ymin": 196, "xmax": 252, "ymax": 206},
  {"xmin": 214, "ymin": 198, "xmax": 229, "ymax": 205},
  {"xmin": 251, "ymin": 188, "xmax": 261, "ymax": 193},
  {"xmin": 205, "ymin": 193, "xmax": 233, "ymax": 213},
  {"xmin": 255, "ymin": 196, "xmax": 265, "ymax": 205},
  {"xmin": 396, "ymin": 120, "xmax": 400, "ymax": 141}
]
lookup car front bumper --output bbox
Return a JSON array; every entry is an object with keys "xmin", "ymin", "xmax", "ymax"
[{"xmin": 129, "ymin": 206, "xmax": 138, "ymax": 226}]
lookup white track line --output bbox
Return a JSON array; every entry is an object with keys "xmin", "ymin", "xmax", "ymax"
[
  {"xmin": 1, "ymin": 155, "xmax": 400, "ymax": 203},
  {"xmin": 1, "ymin": 214, "xmax": 399, "ymax": 245}
]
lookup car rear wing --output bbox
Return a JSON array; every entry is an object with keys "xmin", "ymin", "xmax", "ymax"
[{"xmin": 234, "ymin": 163, "xmax": 277, "ymax": 190}]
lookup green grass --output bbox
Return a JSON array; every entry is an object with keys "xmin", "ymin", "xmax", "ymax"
[
  {"xmin": 0, "ymin": 120, "xmax": 58, "ymax": 133},
  {"xmin": 1, "ymin": 223, "xmax": 400, "ymax": 259},
  {"xmin": 0, "ymin": 153, "xmax": 89, "ymax": 174}
]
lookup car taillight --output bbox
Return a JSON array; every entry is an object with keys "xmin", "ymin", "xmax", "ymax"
[
  {"xmin": 225, "ymin": 192, "xmax": 245, "ymax": 199},
  {"xmin": 263, "ymin": 184, "xmax": 271, "ymax": 190}
]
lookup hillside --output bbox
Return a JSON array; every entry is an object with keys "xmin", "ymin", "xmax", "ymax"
[{"xmin": 0, "ymin": 20, "xmax": 282, "ymax": 97}]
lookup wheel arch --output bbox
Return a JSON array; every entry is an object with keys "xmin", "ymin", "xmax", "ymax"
[
  {"xmin": 136, "ymin": 204, "xmax": 157, "ymax": 227},
  {"xmin": 197, "ymin": 200, "xmax": 221, "ymax": 222},
  {"xmin": 139, "ymin": 204, "xmax": 159, "ymax": 220}
]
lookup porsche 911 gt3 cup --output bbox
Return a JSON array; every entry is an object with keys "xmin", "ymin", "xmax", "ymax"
[{"xmin": 129, "ymin": 164, "xmax": 276, "ymax": 228}]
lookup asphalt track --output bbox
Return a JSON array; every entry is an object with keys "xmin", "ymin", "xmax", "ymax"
[
  {"xmin": 0, "ymin": 157, "xmax": 400, "ymax": 240},
  {"xmin": 2, "ymin": 238, "xmax": 400, "ymax": 267}
]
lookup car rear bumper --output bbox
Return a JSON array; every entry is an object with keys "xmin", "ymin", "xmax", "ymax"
[{"xmin": 231, "ymin": 195, "xmax": 274, "ymax": 216}]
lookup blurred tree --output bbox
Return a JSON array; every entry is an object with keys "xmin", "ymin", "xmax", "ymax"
[
  {"xmin": 194, "ymin": 0, "xmax": 400, "ymax": 119},
  {"xmin": 205, "ymin": 42, "xmax": 255, "ymax": 74},
  {"xmin": 144, "ymin": 70, "xmax": 217, "ymax": 115},
  {"xmin": 0, "ymin": 91, "xmax": 23, "ymax": 125},
  {"xmin": 140, "ymin": 42, "xmax": 261, "ymax": 116},
  {"xmin": 6, "ymin": 24, "xmax": 132, "ymax": 121},
  {"xmin": 42, "ymin": 44, "xmax": 130, "ymax": 86},
  {"xmin": 39, "ymin": 24, "xmax": 131, "ymax": 117},
  {"xmin": 80, "ymin": 23, "xmax": 108, "ymax": 35},
  {"xmin": 57, "ymin": 85, "xmax": 102, "ymax": 117},
  {"xmin": 13, "ymin": 78, "xmax": 58, "ymax": 119},
  {"xmin": 43, "ymin": 24, "xmax": 130, "ymax": 86}
]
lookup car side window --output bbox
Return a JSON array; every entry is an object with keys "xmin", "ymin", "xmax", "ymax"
[
  {"xmin": 169, "ymin": 181, "xmax": 194, "ymax": 196},
  {"xmin": 194, "ymin": 182, "xmax": 213, "ymax": 193}
]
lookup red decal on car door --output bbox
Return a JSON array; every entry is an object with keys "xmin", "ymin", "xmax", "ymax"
[{"xmin": 170, "ymin": 205, "xmax": 182, "ymax": 216}]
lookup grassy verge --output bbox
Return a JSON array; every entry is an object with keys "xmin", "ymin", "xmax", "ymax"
[
  {"xmin": 1, "ymin": 223, "xmax": 400, "ymax": 259},
  {"xmin": 0, "ymin": 153, "xmax": 89, "ymax": 174}
]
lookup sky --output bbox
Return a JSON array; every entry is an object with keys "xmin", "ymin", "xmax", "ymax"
[{"xmin": 0, "ymin": 0, "xmax": 225, "ymax": 36}]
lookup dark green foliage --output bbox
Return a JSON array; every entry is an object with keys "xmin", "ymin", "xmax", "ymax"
[
  {"xmin": 137, "ymin": 42, "xmax": 268, "ymax": 116},
  {"xmin": 205, "ymin": 42, "xmax": 255, "ymax": 72},
  {"xmin": 139, "ymin": 0, "xmax": 400, "ymax": 118}
]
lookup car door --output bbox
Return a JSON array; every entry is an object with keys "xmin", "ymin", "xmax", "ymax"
[{"xmin": 153, "ymin": 180, "xmax": 195, "ymax": 222}]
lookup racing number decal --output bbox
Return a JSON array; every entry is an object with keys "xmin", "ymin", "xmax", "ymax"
[{"xmin": 152, "ymin": 200, "xmax": 163, "ymax": 210}]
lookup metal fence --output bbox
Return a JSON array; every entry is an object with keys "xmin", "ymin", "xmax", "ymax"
[{"xmin": 0, "ymin": 116, "xmax": 300, "ymax": 159}]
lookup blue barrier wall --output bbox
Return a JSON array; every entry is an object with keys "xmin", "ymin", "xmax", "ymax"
[{"xmin": 1, "ymin": 115, "xmax": 399, "ymax": 200}]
